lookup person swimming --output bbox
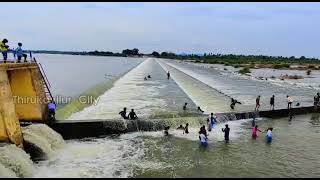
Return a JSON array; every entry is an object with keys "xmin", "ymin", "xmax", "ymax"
[
  {"xmin": 230, "ymin": 98, "xmax": 241, "ymax": 110},
  {"xmin": 177, "ymin": 124, "xmax": 185, "ymax": 134},
  {"xmin": 266, "ymin": 128, "xmax": 273, "ymax": 143},
  {"xmin": 197, "ymin": 106, "xmax": 204, "ymax": 113},
  {"xmin": 177, "ymin": 125, "xmax": 184, "ymax": 130},
  {"xmin": 252, "ymin": 125, "xmax": 262, "ymax": 139}
]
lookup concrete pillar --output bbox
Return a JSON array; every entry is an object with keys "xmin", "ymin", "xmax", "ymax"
[{"xmin": 0, "ymin": 70, "xmax": 23, "ymax": 148}]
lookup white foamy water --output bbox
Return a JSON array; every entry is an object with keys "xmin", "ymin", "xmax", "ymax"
[
  {"xmin": 33, "ymin": 134, "xmax": 167, "ymax": 178},
  {"xmin": 161, "ymin": 60, "xmax": 254, "ymax": 105},
  {"xmin": 0, "ymin": 161, "xmax": 18, "ymax": 178},
  {"xmin": 0, "ymin": 144, "xmax": 34, "ymax": 178},
  {"xmin": 32, "ymin": 117, "xmax": 258, "ymax": 178},
  {"xmin": 68, "ymin": 58, "xmax": 168, "ymax": 120},
  {"xmin": 22, "ymin": 124, "xmax": 65, "ymax": 159}
]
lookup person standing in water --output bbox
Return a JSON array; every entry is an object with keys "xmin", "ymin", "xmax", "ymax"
[
  {"xmin": 255, "ymin": 95, "xmax": 261, "ymax": 111},
  {"xmin": 222, "ymin": 124, "xmax": 230, "ymax": 143},
  {"xmin": 207, "ymin": 118, "xmax": 212, "ymax": 132},
  {"xmin": 184, "ymin": 123, "xmax": 189, "ymax": 134},
  {"xmin": 314, "ymin": 92, "xmax": 319, "ymax": 110},
  {"xmin": 199, "ymin": 132, "xmax": 208, "ymax": 147},
  {"xmin": 199, "ymin": 125, "xmax": 208, "ymax": 138},
  {"xmin": 210, "ymin": 113, "xmax": 217, "ymax": 128},
  {"xmin": 199, "ymin": 125, "xmax": 208, "ymax": 147},
  {"xmin": 270, "ymin": 95, "xmax": 275, "ymax": 110},
  {"xmin": 251, "ymin": 113, "xmax": 256, "ymax": 127},
  {"xmin": 288, "ymin": 111, "xmax": 293, "ymax": 121},
  {"xmin": 287, "ymin": 95, "xmax": 293, "ymax": 109},
  {"xmin": 252, "ymin": 125, "xmax": 262, "ymax": 139},
  {"xmin": 167, "ymin": 71, "xmax": 170, "ymax": 80},
  {"xmin": 265, "ymin": 128, "xmax": 273, "ymax": 143},
  {"xmin": 128, "ymin": 109, "xmax": 138, "ymax": 120},
  {"xmin": 119, "ymin": 107, "xmax": 128, "ymax": 119}
]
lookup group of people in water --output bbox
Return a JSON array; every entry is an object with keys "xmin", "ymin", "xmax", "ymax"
[
  {"xmin": 1, "ymin": 38, "xmax": 30, "ymax": 63},
  {"xmin": 230, "ymin": 93, "xmax": 314, "ymax": 111},
  {"xmin": 119, "ymin": 69, "xmax": 320, "ymax": 148}
]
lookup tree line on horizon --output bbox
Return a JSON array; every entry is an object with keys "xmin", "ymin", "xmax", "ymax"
[{"xmin": 32, "ymin": 48, "xmax": 320, "ymax": 64}]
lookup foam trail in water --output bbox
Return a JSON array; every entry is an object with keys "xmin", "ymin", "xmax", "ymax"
[{"xmin": 68, "ymin": 58, "xmax": 168, "ymax": 120}]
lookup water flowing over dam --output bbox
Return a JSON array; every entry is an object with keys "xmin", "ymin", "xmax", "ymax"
[{"xmin": 1, "ymin": 56, "xmax": 319, "ymax": 178}]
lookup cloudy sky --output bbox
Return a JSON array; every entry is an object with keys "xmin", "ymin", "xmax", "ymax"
[{"xmin": 1, "ymin": 2, "xmax": 320, "ymax": 58}]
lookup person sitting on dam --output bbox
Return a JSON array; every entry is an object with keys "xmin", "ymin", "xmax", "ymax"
[
  {"xmin": 144, "ymin": 76, "xmax": 147, "ymax": 81},
  {"xmin": 48, "ymin": 100, "xmax": 56, "ymax": 121},
  {"xmin": 119, "ymin": 107, "xmax": 128, "ymax": 119},
  {"xmin": 183, "ymin": 102, "xmax": 188, "ymax": 111},
  {"xmin": 15, "ymin": 42, "xmax": 28, "ymax": 63},
  {"xmin": 147, "ymin": 74, "xmax": 151, "ymax": 79},
  {"xmin": 164, "ymin": 126, "xmax": 170, "ymax": 136},
  {"xmin": 128, "ymin": 109, "xmax": 138, "ymax": 120},
  {"xmin": 197, "ymin": 106, "xmax": 204, "ymax": 113},
  {"xmin": 177, "ymin": 124, "xmax": 185, "ymax": 133},
  {"xmin": 222, "ymin": 124, "xmax": 230, "ymax": 143}
]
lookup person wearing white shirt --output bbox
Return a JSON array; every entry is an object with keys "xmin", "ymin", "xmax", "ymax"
[{"xmin": 287, "ymin": 95, "xmax": 293, "ymax": 109}]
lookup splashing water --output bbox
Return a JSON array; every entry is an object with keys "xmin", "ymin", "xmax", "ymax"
[
  {"xmin": 0, "ymin": 144, "xmax": 34, "ymax": 178},
  {"xmin": 22, "ymin": 124, "xmax": 65, "ymax": 159}
]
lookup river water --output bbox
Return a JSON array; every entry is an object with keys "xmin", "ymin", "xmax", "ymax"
[{"xmin": 2, "ymin": 54, "xmax": 319, "ymax": 178}]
